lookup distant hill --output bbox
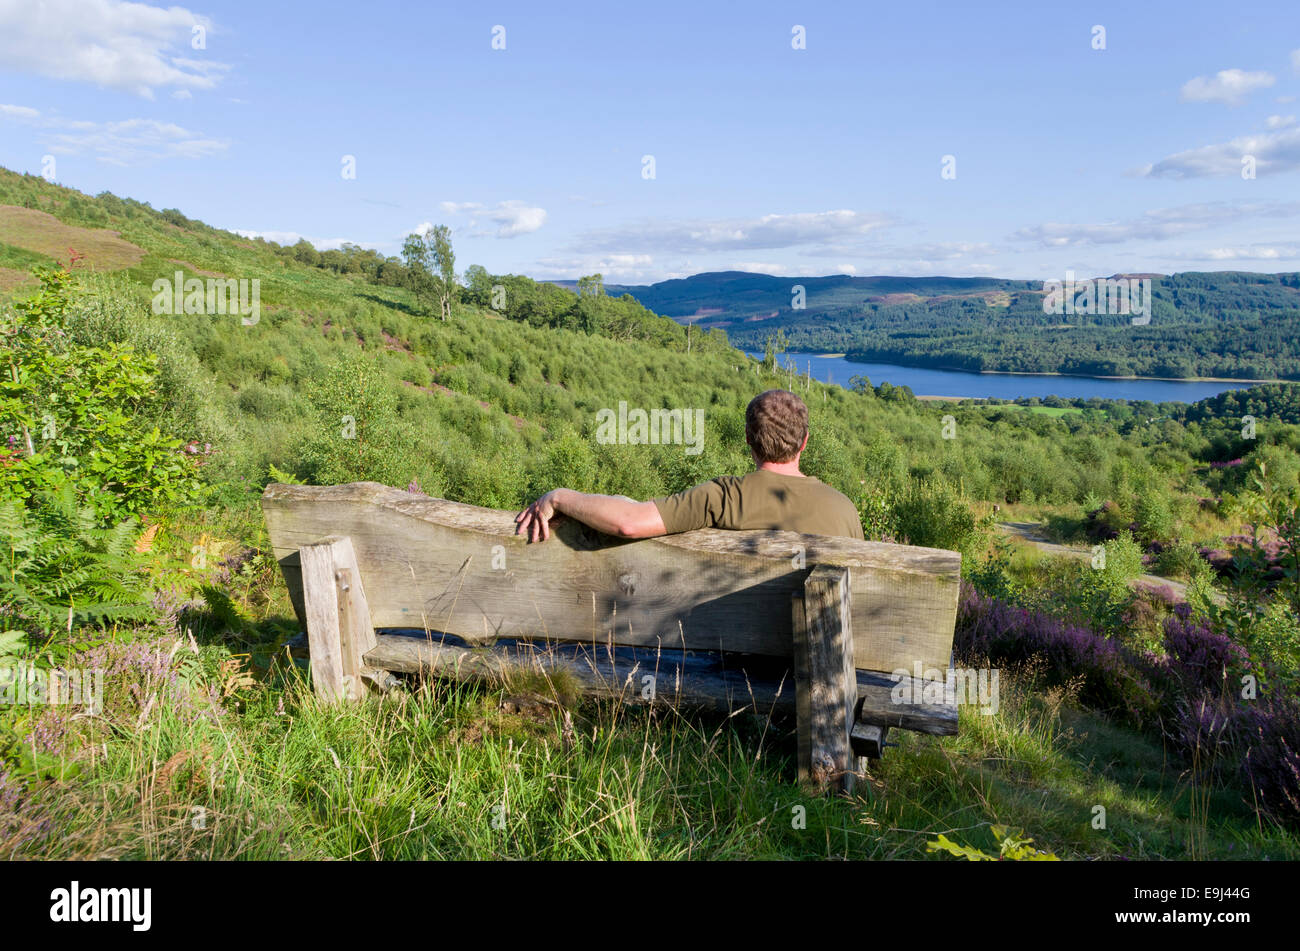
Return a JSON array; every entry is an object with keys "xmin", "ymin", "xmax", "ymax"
[
  {"xmin": 549, "ymin": 271, "xmax": 1035, "ymax": 324},
  {"xmin": 574, "ymin": 268, "xmax": 1300, "ymax": 380}
]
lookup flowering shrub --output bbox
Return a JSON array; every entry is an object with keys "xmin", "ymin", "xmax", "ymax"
[
  {"xmin": 955, "ymin": 585, "xmax": 1159, "ymax": 724},
  {"xmin": 1163, "ymin": 603, "xmax": 1251, "ymax": 694},
  {"xmin": 75, "ymin": 633, "xmax": 224, "ymax": 724},
  {"xmin": 1241, "ymin": 697, "xmax": 1300, "ymax": 826},
  {"xmin": 958, "ymin": 585, "xmax": 1300, "ymax": 825},
  {"xmin": 23, "ymin": 632, "xmax": 225, "ymax": 764},
  {"xmin": 1167, "ymin": 692, "xmax": 1245, "ymax": 770},
  {"xmin": 0, "ymin": 767, "xmax": 54, "ymax": 855}
]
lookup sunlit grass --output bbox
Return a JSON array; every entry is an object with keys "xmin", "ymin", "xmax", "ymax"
[{"xmin": 5, "ymin": 630, "xmax": 1295, "ymax": 861}]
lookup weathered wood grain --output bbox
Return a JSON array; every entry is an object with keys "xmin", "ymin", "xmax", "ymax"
[
  {"xmin": 331, "ymin": 536, "xmax": 377, "ymax": 699},
  {"xmin": 363, "ymin": 632, "xmax": 959, "ymax": 735},
  {"xmin": 262, "ymin": 482, "xmax": 961, "ymax": 675},
  {"xmin": 299, "ymin": 537, "xmax": 347, "ymax": 702},
  {"xmin": 299, "ymin": 536, "xmax": 377, "ymax": 701},
  {"xmin": 796, "ymin": 566, "xmax": 859, "ymax": 793},
  {"xmin": 791, "ymin": 591, "xmax": 811, "ymax": 782},
  {"xmin": 856, "ymin": 672, "xmax": 957, "ymax": 735}
]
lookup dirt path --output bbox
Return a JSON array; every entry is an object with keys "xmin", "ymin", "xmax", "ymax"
[{"xmin": 996, "ymin": 521, "xmax": 1200, "ymax": 602}]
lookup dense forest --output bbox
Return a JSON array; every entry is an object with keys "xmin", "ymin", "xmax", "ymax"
[
  {"xmin": 615, "ymin": 270, "xmax": 1300, "ymax": 381},
  {"xmin": 1, "ymin": 166, "xmax": 1298, "ymax": 859}
]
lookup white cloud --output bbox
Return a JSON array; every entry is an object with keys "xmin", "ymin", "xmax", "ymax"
[
  {"xmin": 1180, "ymin": 69, "xmax": 1275, "ymax": 105},
  {"xmin": 438, "ymin": 200, "xmax": 547, "ymax": 238},
  {"xmin": 570, "ymin": 209, "xmax": 894, "ymax": 255},
  {"xmin": 1293, "ymin": 49, "xmax": 1300, "ymax": 73},
  {"xmin": 42, "ymin": 118, "xmax": 227, "ymax": 165},
  {"xmin": 731, "ymin": 261, "xmax": 791, "ymax": 275},
  {"xmin": 800, "ymin": 240, "xmax": 996, "ymax": 262},
  {"xmin": 913, "ymin": 241, "xmax": 996, "ymax": 260},
  {"xmin": 534, "ymin": 253, "xmax": 663, "ymax": 282},
  {"xmin": 1194, "ymin": 245, "xmax": 1300, "ymax": 261},
  {"xmin": 234, "ymin": 230, "xmax": 360, "ymax": 252},
  {"xmin": 1014, "ymin": 201, "xmax": 1300, "ymax": 247},
  {"xmin": 487, "ymin": 200, "xmax": 547, "ymax": 237},
  {"xmin": 0, "ymin": 0, "xmax": 230, "ymax": 98},
  {"xmin": 1141, "ymin": 127, "xmax": 1300, "ymax": 178},
  {"xmin": 845, "ymin": 243, "xmax": 1001, "ymax": 276},
  {"xmin": 1266, "ymin": 114, "xmax": 1297, "ymax": 128},
  {"xmin": 0, "ymin": 103, "xmax": 40, "ymax": 119},
  {"xmin": 172, "ymin": 89, "xmax": 192, "ymax": 101},
  {"xmin": 536, "ymin": 224, "xmax": 990, "ymax": 282},
  {"xmin": 540, "ymin": 242, "xmax": 1003, "ymax": 283},
  {"xmin": 0, "ymin": 102, "xmax": 227, "ymax": 165},
  {"xmin": 725, "ymin": 261, "xmax": 857, "ymax": 277}
]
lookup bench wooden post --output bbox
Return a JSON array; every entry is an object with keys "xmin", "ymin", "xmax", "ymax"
[
  {"xmin": 793, "ymin": 565, "xmax": 860, "ymax": 795},
  {"xmin": 299, "ymin": 536, "xmax": 376, "ymax": 702}
]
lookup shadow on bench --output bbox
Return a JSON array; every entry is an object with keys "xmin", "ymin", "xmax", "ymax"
[{"xmin": 262, "ymin": 481, "xmax": 963, "ymax": 795}]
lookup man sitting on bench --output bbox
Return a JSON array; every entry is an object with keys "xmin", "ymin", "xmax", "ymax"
[{"xmin": 515, "ymin": 389, "xmax": 865, "ymax": 543}]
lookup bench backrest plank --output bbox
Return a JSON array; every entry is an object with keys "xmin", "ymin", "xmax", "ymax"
[{"xmin": 261, "ymin": 482, "xmax": 961, "ymax": 675}]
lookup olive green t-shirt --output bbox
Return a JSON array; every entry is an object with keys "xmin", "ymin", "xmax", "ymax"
[{"xmin": 652, "ymin": 469, "xmax": 865, "ymax": 540}]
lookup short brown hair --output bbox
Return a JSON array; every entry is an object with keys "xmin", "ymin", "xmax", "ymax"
[{"xmin": 745, "ymin": 389, "xmax": 809, "ymax": 464}]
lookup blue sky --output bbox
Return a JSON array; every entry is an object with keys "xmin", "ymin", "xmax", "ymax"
[{"xmin": 1, "ymin": 0, "xmax": 1298, "ymax": 283}]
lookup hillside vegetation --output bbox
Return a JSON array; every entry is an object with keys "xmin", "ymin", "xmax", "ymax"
[{"xmin": 1, "ymin": 165, "xmax": 1298, "ymax": 860}]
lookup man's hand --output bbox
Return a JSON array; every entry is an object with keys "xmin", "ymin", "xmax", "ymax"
[
  {"xmin": 516, "ymin": 488, "xmax": 668, "ymax": 541},
  {"xmin": 516, "ymin": 489, "xmax": 565, "ymax": 542}
]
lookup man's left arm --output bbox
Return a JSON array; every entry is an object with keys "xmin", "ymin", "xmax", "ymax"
[{"xmin": 515, "ymin": 488, "xmax": 666, "ymax": 543}]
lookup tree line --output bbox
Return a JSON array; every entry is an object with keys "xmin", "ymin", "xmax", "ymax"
[{"xmin": 724, "ymin": 272, "xmax": 1300, "ymax": 380}]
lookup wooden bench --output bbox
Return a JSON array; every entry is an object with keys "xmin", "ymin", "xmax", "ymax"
[{"xmin": 262, "ymin": 481, "xmax": 962, "ymax": 793}]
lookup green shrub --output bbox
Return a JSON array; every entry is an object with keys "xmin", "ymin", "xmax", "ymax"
[
  {"xmin": 1155, "ymin": 538, "xmax": 1208, "ymax": 582},
  {"xmin": 526, "ymin": 429, "xmax": 597, "ymax": 499},
  {"xmin": 0, "ymin": 484, "xmax": 151, "ymax": 637},
  {"xmin": 1, "ymin": 268, "xmax": 204, "ymax": 521},
  {"xmin": 1074, "ymin": 531, "xmax": 1144, "ymax": 637},
  {"xmin": 236, "ymin": 382, "xmax": 294, "ymax": 420},
  {"xmin": 297, "ymin": 354, "xmax": 418, "ymax": 487},
  {"xmin": 891, "ymin": 478, "xmax": 991, "ymax": 564},
  {"xmin": 1134, "ymin": 490, "xmax": 1175, "ymax": 545},
  {"xmin": 65, "ymin": 273, "xmax": 233, "ymax": 456}
]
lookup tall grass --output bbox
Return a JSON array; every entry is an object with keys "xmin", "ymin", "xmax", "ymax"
[{"xmin": 5, "ymin": 626, "xmax": 1295, "ymax": 861}]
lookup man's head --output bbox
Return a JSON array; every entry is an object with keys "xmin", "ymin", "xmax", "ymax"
[{"xmin": 745, "ymin": 389, "xmax": 809, "ymax": 464}]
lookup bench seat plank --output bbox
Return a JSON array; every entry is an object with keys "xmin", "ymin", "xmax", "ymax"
[{"xmin": 364, "ymin": 632, "xmax": 959, "ymax": 736}]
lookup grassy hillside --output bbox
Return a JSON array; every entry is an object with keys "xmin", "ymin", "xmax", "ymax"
[{"xmin": 1, "ymin": 165, "xmax": 1298, "ymax": 859}]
